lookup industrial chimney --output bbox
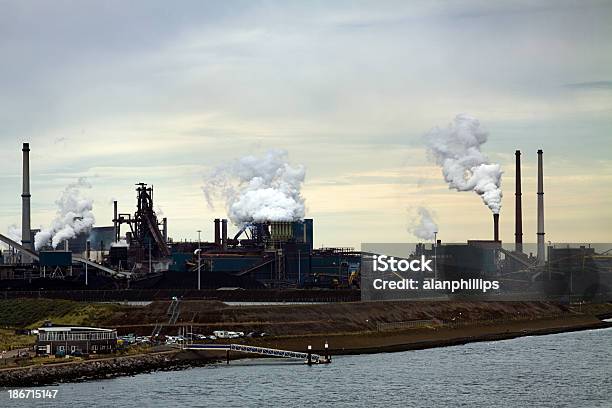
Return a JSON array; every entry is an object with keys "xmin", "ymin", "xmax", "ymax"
[
  {"xmin": 214, "ymin": 218, "xmax": 221, "ymax": 245},
  {"xmin": 493, "ymin": 213, "xmax": 499, "ymax": 242},
  {"xmin": 536, "ymin": 149, "xmax": 545, "ymax": 265},
  {"xmin": 21, "ymin": 143, "xmax": 32, "ymax": 253},
  {"xmin": 113, "ymin": 200, "xmax": 119, "ymax": 242},
  {"xmin": 515, "ymin": 150, "xmax": 523, "ymax": 252},
  {"xmin": 221, "ymin": 219, "xmax": 228, "ymax": 250}
]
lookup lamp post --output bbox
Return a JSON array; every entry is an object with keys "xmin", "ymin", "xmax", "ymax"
[
  {"xmin": 194, "ymin": 248, "xmax": 202, "ymax": 291},
  {"xmin": 433, "ymin": 231, "xmax": 438, "ymax": 281}
]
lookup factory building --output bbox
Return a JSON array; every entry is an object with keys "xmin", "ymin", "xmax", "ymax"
[
  {"xmin": 36, "ymin": 326, "xmax": 117, "ymax": 356},
  {"xmin": 166, "ymin": 218, "xmax": 360, "ymax": 288},
  {"xmin": 0, "ymin": 142, "xmax": 610, "ymax": 299}
]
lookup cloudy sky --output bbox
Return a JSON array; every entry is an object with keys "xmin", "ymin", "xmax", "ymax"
[{"xmin": 1, "ymin": 0, "xmax": 611, "ymax": 248}]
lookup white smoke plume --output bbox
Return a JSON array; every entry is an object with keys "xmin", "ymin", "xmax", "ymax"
[
  {"xmin": 203, "ymin": 149, "xmax": 306, "ymax": 225},
  {"xmin": 7, "ymin": 225, "xmax": 21, "ymax": 243},
  {"xmin": 1, "ymin": 224, "xmax": 21, "ymax": 249},
  {"xmin": 424, "ymin": 114, "xmax": 503, "ymax": 213},
  {"xmin": 34, "ymin": 178, "xmax": 96, "ymax": 250},
  {"xmin": 407, "ymin": 207, "xmax": 438, "ymax": 241}
]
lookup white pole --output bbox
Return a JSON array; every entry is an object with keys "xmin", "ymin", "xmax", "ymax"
[
  {"xmin": 194, "ymin": 248, "xmax": 202, "ymax": 291},
  {"xmin": 197, "ymin": 230, "xmax": 202, "ymax": 291},
  {"xmin": 85, "ymin": 263, "xmax": 88, "ymax": 286},
  {"xmin": 433, "ymin": 231, "xmax": 438, "ymax": 281}
]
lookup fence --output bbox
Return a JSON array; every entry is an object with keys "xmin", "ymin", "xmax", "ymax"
[{"xmin": 376, "ymin": 319, "xmax": 439, "ymax": 331}]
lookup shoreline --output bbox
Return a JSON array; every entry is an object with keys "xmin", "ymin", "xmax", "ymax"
[
  {"xmin": 2, "ymin": 317, "xmax": 610, "ymax": 387},
  {"xmin": 0, "ymin": 350, "xmax": 218, "ymax": 388},
  {"xmin": 327, "ymin": 320, "xmax": 612, "ymax": 355}
]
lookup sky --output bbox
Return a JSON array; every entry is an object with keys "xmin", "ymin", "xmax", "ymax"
[{"xmin": 1, "ymin": 0, "xmax": 611, "ymax": 248}]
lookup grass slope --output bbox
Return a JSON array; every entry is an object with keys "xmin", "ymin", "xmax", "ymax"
[{"xmin": 0, "ymin": 299, "xmax": 123, "ymax": 329}]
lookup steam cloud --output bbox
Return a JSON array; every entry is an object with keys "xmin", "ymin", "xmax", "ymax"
[
  {"xmin": 203, "ymin": 149, "xmax": 306, "ymax": 225},
  {"xmin": 7, "ymin": 225, "xmax": 21, "ymax": 243},
  {"xmin": 424, "ymin": 114, "xmax": 503, "ymax": 213},
  {"xmin": 34, "ymin": 178, "xmax": 96, "ymax": 250},
  {"xmin": 1, "ymin": 225, "xmax": 21, "ymax": 249},
  {"xmin": 407, "ymin": 207, "xmax": 438, "ymax": 241}
]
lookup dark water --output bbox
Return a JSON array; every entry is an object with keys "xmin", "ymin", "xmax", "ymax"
[{"xmin": 5, "ymin": 328, "xmax": 611, "ymax": 408}]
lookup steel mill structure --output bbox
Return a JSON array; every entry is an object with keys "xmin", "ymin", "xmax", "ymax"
[{"xmin": 0, "ymin": 143, "xmax": 610, "ymax": 301}]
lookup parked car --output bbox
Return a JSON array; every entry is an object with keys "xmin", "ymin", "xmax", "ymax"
[
  {"xmin": 213, "ymin": 331, "xmax": 230, "ymax": 339},
  {"xmin": 247, "ymin": 331, "xmax": 268, "ymax": 337}
]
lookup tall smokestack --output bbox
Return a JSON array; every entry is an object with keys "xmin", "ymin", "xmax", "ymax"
[
  {"xmin": 493, "ymin": 213, "xmax": 499, "ymax": 242},
  {"xmin": 537, "ymin": 149, "xmax": 545, "ymax": 265},
  {"xmin": 515, "ymin": 150, "xmax": 523, "ymax": 252},
  {"xmin": 113, "ymin": 200, "xmax": 118, "ymax": 242},
  {"xmin": 162, "ymin": 217, "xmax": 168, "ymax": 242},
  {"xmin": 21, "ymin": 143, "xmax": 32, "ymax": 253},
  {"xmin": 214, "ymin": 218, "xmax": 221, "ymax": 245},
  {"xmin": 221, "ymin": 219, "xmax": 228, "ymax": 250}
]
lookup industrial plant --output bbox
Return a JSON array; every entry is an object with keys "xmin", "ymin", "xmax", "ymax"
[
  {"xmin": 0, "ymin": 142, "xmax": 610, "ymax": 301},
  {"xmin": 394, "ymin": 148, "xmax": 612, "ymax": 301},
  {"xmin": 0, "ymin": 143, "xmax": 361, "ymax": 292}
]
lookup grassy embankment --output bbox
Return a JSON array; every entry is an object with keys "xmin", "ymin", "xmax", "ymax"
[
  {"xmin": 1, "ymin": 298, "xmax": 611, "ymax": 352},
  {"xmin": 0, "ymin": 298, "xmax": 129, "ymax": 329},
  {"xmin": 0, "ymin": 329, "xmax": 35, "ymax": 351}
]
